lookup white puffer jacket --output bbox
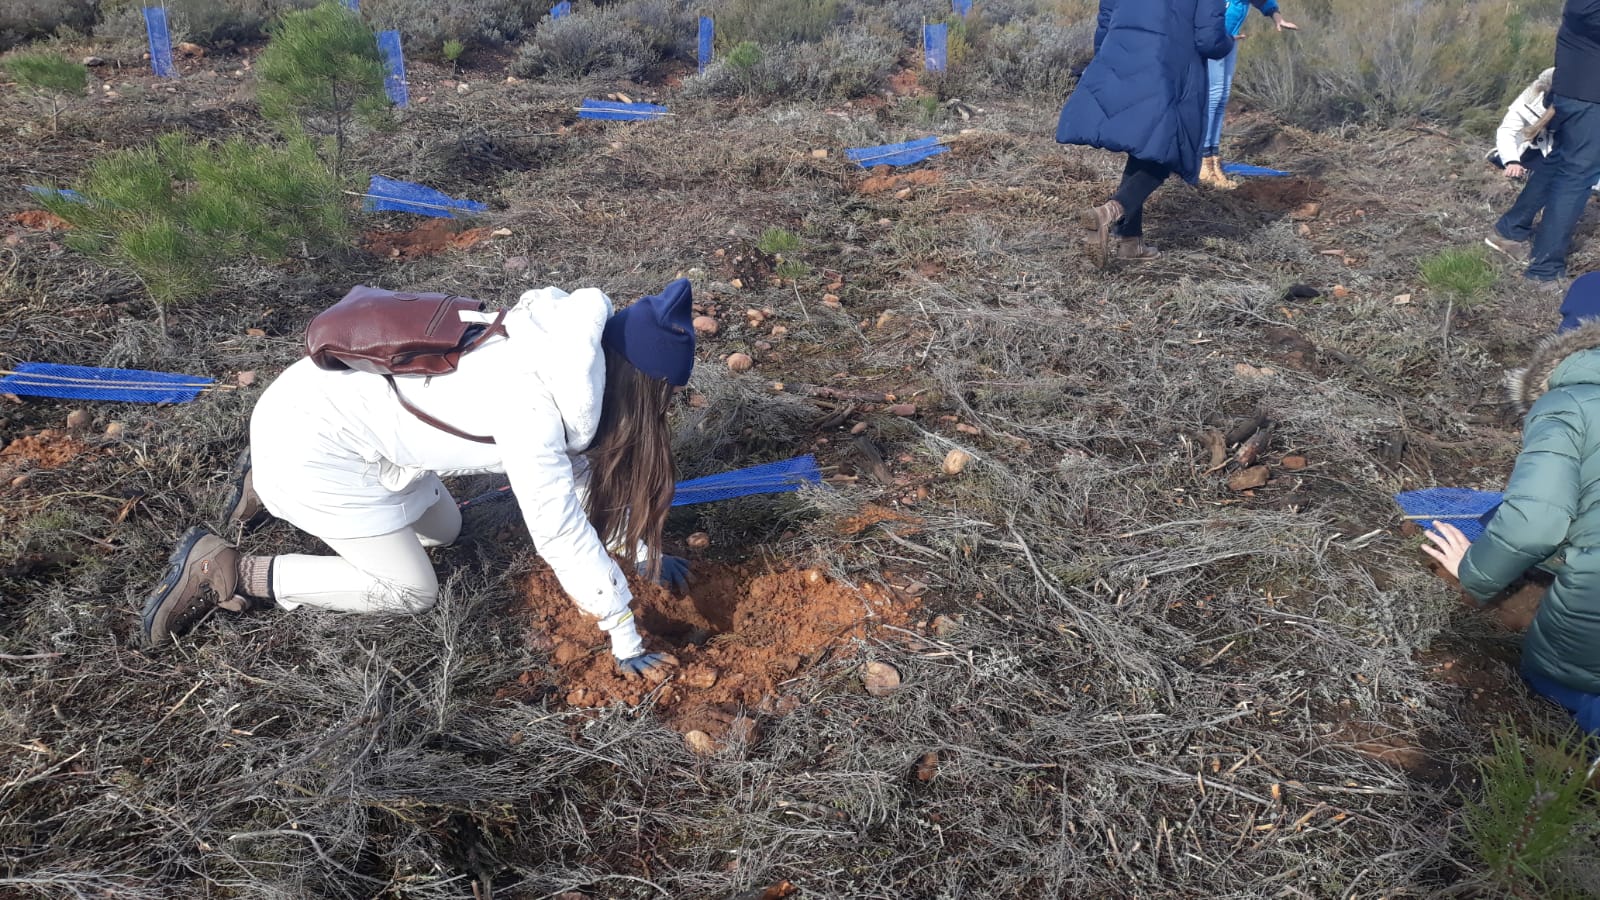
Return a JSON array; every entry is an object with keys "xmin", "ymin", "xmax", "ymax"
[
  {"xmin": 250, "ymin": 286, "xmax": 646, "ymax": 658},
  {"xmin": 1494, "ymin": 68, "xmax": 1556, "ymax": 165}
]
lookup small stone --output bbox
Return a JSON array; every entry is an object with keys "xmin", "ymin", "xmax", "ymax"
[
  {"xmin": 687, "ymin": 532, "xmax": 711, "ymax": 550},
  {"xmin": 11, "ymin": 475, "xmax": 29, "ymax": 488},
  {"xmin": 176, "ymin": 42, "xmax": 205, "ymax": 58},
  {"xmin": 1228, "ymin": 466, "xmax": 1271, "ymax": 492},
  {"xmin": 753, "ymin": 340, "xmax": 772, "ymax": 351},
  {"xmin": 1392, "ymin": 293, "xmax": 1412, "ymax": 305},
  {"xmin": 82, "ymin": 56, "xmax": 105, "ymax": 67},
  {"xmin": 956, "ymin": 423, "xmax": 980, "ymax": 435},
  {"xmin": 770, "ymin": 381, "xmax": 784, "ymax": 391},
  {"xmin": 566, "ymin": 689, "xmax": 588, "ymax": 706},
  {"xmin": 1281, "ymin": 455, "xmax": 1308, "ymax": 471},
  {"xmin": 894, "ymin": 188, "xmax": 913, "ymax": 200},
  {"xmin": 805, "ymin": 567, "xmax": 826, "ymax": 584},
  {"xmin": 863, "ymin": 661, "xmax": 902, "ymax": 697},
  {"xmin": 490, "ymin": 227, "xmax": 511, "ymax": 237},
  {"xmin": 811, "ymin": 148, "xmax": 828, "ymax": 159},
  {"xmin": 503, "ymin": 255, "xmax": 530, "ymax": 272},
  {"xmin": 875, "ymin": 310, "xmax": 894, "ymax": 329},
  {"xmin": 65, "ymin": 409, "xmax": 91, "ymax": 431},
  {"xmin": 915, "ymin": 751, "xmax": 940, "ymax": 782},
  {"xmin": 930, "ymin": 614, "xmax": 959, "ymax": 638},
  {"xmin": 850, "ymin": 422, "xmax": 868, "ymax": 434},
  {"xmin": 246, "ymin": 327, "xmax": 267, "ymax": 337},
  {"xmin": 886, "ymin": 403, "xmax": 917, "ymax": 417},
  {"xmin": 683, "ymin": 668, "xmax": 719, "ymax": 689},
  {"xmin": 684, "ymin": 730, "xmax": 717, "ymax": 755},
  {"xmin": 687, "ymin": 393, "xmax": 707, "ymax": 408},
  {"xmin": 1331, "ymin": 285, "xmax": 1351, "ymax": 299},
  {"xmin": 821, "ymin": 294, "xmax": 842, "ymax": 309},
  {"xmin": 726, "ymin": 352, "xmax": 753, "ymax": 372},
  {"xmin": 1290, "ymin": 201, "xmax": 1321, "ymax": 221},
  {"xmin": 730, "ymin": 278, "xmax": 744, "ymax": 289},
  {"xmin": 235, "ymin": 370, "xmax": 256, "ymax": 387},
  {"xmin": 456, "ymin": 82, "xmax": 470, "ymax": 95},
  {"xmin": 1296, "ymin": 223, "xmax": 1312, "ymax": 237},
  {"xmin": 770, "ymin": 324, "xmax": 788, "ymax": 336},
  {"xmin": 552, "ymin": 642, "xmax": 582, "ymax": 665},
  {"xmin": 941, "ymin": 449, "xmax": 972, "ymax": 475},
  {"xmin": 692, "ymin": 315, "xmax": 719, "ymax": 335},
  {"xmin": 104, "ymin": 422, "xmax": 127, "ymax": 440}
]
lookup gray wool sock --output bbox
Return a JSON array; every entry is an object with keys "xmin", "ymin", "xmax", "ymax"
[{"xmin": 237, "ymin": 555, "xmax": 275, "ymax": 601}]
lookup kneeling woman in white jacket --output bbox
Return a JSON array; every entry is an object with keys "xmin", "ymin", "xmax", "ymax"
[
  {"xmin": 1488, "ymin": 68, "xmax": 1556, "ymax": 180},
  {"xmin": 141, "ymin": 279, "xmax": 696, "ymax": 681}
]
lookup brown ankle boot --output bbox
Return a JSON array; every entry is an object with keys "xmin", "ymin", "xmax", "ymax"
[
  {"xmin": 1115, "ymin": 237, "xmax": 1160, "ymax": 261},
  {"xmin": 142, "ymin": 526, "xmax": 240, "ymax": 645},
  {"xmin": 1083, "ymin": 200, "xmax": 1124, "ymax": 269},
  {"xmin": 1200, "ymin": 156, "xmax": 1238, "ymax": 190}
]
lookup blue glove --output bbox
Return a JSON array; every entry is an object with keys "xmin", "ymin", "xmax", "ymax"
[
  {"xmin": 639, "ymin": 555, "xmax": 691, "ymax": 591},
  {"xmin": 617, "ymin": 651, "xmax": 680, "ymax": 682}
]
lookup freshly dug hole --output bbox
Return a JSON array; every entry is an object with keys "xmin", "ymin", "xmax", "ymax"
[{"xmin": 518, "ymin": 561, "xmax": 917, "ymax": 738}]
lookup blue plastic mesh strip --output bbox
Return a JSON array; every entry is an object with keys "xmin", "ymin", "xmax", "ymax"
[
  {"xmin": 551, "ymin": 1, "xmax": 572, "ymax": 18},
  {"xmin": 457, "ymin": 455, "xmax": 823, "ymax": 511},
  {"xmin": 344, "ymin": 0, "xmax": 359, "ymax": 10},
  {"xmin": 846, "ymin": 136, "xmax": 947, "ymax": 169},
  {"xmin": 377, "ymin": 30, "xmax": 409, "ymax": 107},
  {"xmin": 924, "ymin": 23, "xmax": 948, "ymax": 72},
  {"xmin": 25, "ymin": 185, "xmax": 86, "ymax": 203},
  {"xmin": 577, "ymin": 100, "xmax": 669, "ymax": 121},
  {"xmin": 1221, "ymin": 162, "xmax": 1291, "ymax": 177},
  {"xmin": 143, "ymin": 8, "xmax": 175, "ymax": 79},
  {"xmin": 0, "ymin": 362, "xmax": 212, "ymax": 404},
  {"xmin": 698, "ymin": 16, "xmax": 714, "ymax": 72},
  {"xmin": 364, "ymin": 175, "xmax": 486, "ymax": 219},
  {"xmin": 1394, "ymin": 488, "xmax": 1503, "ymax": 543},
  {"xmin": 953, "ymin": 0, "xmax": 973, "ymax": 15}
]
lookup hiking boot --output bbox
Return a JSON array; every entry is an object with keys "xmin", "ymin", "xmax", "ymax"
[
  {"xmin": 222, "ymin": 448, "xmax": 268, "ymax": 535},
  {"xmin": 1527, "ymin": 275, "xmax": 1569, "ymax": 294},
  {"xmin": 142, "ymin": 526, "xmax": 239, "ymax": 646},
  {"xmin": 1083, "ymin": 200, "xmax": 1124, "ymax": 269},
  {"xmin": 1115, "ymin": 238, "xmax": 1160, "ymax": 261},
  {"xmin": 1485, "ymin": 232, "xmax": 1529, "ymax": 262},
  {"xmin": 1200, "ymin": 156, "xmax": 1237, "ymax": 190}
]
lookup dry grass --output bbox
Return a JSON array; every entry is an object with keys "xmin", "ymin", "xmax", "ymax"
[{"xmin": 0, "ymin": 15, "xmax": 1592, "ymax": 900}]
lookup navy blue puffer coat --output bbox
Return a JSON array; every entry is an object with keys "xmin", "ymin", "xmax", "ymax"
[{"xmin": 1055, "ymin": 0, "xmax": 1233, "ymax": 183}]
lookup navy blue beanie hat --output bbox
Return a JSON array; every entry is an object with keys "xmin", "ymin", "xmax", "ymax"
[
  {"xmin": 601, "ymin": 278, "xmax": 696, "ymax": 386},
  {"xmin": 1558, "ymin": 272, "xmax": 1600, "ymax": 333}
]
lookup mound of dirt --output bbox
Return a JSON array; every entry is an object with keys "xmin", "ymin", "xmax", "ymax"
[
  {"xmin": 361, "ymin": 220, "xmax": 491, "ymax": 260},
  {"xmin": 516, "ymin": 562, "xmax": 918, "ymax": 738},
  {"xmin": 1234, "ymin": 176, "xmax": 1323, "ymax": 213},
  {"xmin": 8, "ymin": 210, "xmax": 71, "ymax": 231},
  {"xmin": 1, "ymin": 429, "xmax": 92, "ymax": 470},
  {"xmin": 859, "ymin": 167, "xmax": 943, "ymax": 196}
]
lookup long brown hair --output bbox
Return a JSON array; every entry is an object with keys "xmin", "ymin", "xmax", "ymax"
[{"xmin": 584, "ymin": 348, "xmax": 677, "ymax": 580}]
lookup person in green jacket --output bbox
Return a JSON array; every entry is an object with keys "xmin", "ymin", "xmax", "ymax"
[{"xmin": 1423, "ymin": 272, "xmax": 1600, "ymax": 736}]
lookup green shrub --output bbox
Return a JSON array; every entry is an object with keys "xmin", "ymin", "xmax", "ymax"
[
  {"xmin": 0, "ymin": 0, "xmax": 96, "ymax": 52},
  {"xmin": 712, "ymin": 0, "xmax": 841, "ymax": 46},
  {"xmin": 1, "ymin": 50, "xmax": 88, "ymax": 132},
  {"xmin": 981, "ymin": 19, "xmax": 1090, "ymax": 95},
  {"xmin": 1421, "ymin": 248, "xmax": 1496, "ymax": 305},
  {"xmin": 361, "ymin": 0, "xmax": 546, "ymax": 52},
  {"xmin": 93, "ymin": 0, "xmax": 320, "ymax": 50},
  {"xmin": 256, "ymin": 1, "xmax": 387, "ymax": 175},
  {"xmin": 1233, "ymin": 0, "xmax": 1557, "ymax": 127},
  {"xmin": 1460, "ymin": 723, "xmax": 1600, "ymax": 894},
  {"xmin": 686, "ymin": 27, "xmax": 897, "ymax": 100},
  {"xmin": 442, "ymin": 38, "xmax": 465, "ymax": 63},
  {"xmin": 38, "ymin": 134, "xmax": 347, "ymax": 312},
  {"xmin": 756, "ymin": 227, "xmax": 801, "ymax": 255}
]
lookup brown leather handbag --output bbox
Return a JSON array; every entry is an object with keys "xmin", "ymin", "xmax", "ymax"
[{"xmin": 305, "ymin": 285, "xmax": 508, "ymax": 444}]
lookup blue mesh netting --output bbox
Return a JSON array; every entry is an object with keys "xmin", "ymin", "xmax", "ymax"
[
  {"xmin": 953, "ymin": 0, "xmax": 973, "ymax": 16},
  {"xmin": 1394, "ymin": 488, "xmax": 1503, "ymax": 542},
  {"xmin": 1222, "ymin": 162, "xmax": 1291, "ymax": 177},
  {"xmin": 344, "ymin": 0, "xmax": 359, "ymax": 10},
  {"xmin": 364, "ymin": 175, "xmax": 486, "ymax": 218},
  {"xmin": 698, "ymin": 16, "xmax": 714, "ymax": 72},
  {"xmin": 0, "ymin": 362, "xmax": 212, "ymax": 404},
  {"xmin": 377, "ymin": 30, "xmax": 408, "ymax": 107},
  {"xmin": 143, "ymin": 8, "xmax": 175, "ymax": 78},
  {"xmin": 846, "ymin": 136, "xmax": 948, "ymax": 168},
  {"xmin": 25, "ymin": 186, "xmax": 85, "ymax": 203},
  {"xmin": 551, "ymin": 1, "xmax": 572, "ymax": 18},
  {"xmin": 458, "ymin": 455, "xmax": 823, "ymax": 512},
  {"xmin": 578, "ymin": 100, "xmax": 669, "ymax": 121},
  {"xmin": 924, "ymin": 23, "xmax": 948, "ymax": 72}
]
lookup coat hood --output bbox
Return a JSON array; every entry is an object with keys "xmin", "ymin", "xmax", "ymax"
[{"xmin": 1506, "ymin": 320, "xmax": 1600, "ymax": 416}]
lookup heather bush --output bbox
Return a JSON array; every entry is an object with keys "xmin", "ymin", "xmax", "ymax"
[
  {"xmin": 1233, "ymin": 0, "xmax": 1557, "ymax": 127},
  {"xmin": 685, "ymin": 26, "xmax": 898, "ymax": 100},
  {"xmin": 710, "ymin": 0, "xmax": 841, "ymax": 46},
  {"xmin": 0, "ymin": 0, "xmax": 95, "ymax": 52},
  {"xmin": 359, "ymin": 0, "xmax": 546, "ymax": 52},
  {"xmin": 513, "ymin": 0, "xmax": 691, "ymax": 80},
  {"xmin": 93, "ymin": 0, "xmax": 320, "ymax": 49},
  {"xmin": 979, "ymin": 19, "xmax": 1090, "ymax": 95}
]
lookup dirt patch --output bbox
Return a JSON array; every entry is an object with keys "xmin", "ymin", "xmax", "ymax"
[
  {"xmin": 839, "ymin": 503, "xmax": 922, "ymax": 536},
  {"xmin": 8, "ymin": 210, "xmax": 71, "ymax": 231},
  {"xmin": 514, "ymin": 562, "xmax": 918, "ymax": 738},
  {"xmin": 859, "ymin": 167, "xmax": 944, "ymax": 196},
  {"xmin": 0, "ymin": 429, "xmax": 92, "ymax": 472},
  {"xmin": 888, "ymin": 69, "xmax": 928, "ymax": 97},
  {"xmin": 360, "ymin": 220, "xmax": 492, "ymax": 260},
  {"xmin": 1233, "ymin": 177, "xmax": 1323, "ymax": 213}
]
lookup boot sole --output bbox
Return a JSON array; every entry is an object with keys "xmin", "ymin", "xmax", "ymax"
[{"xmin": 141, "ymin": 525, "xmax": 215, "ymax": 646}]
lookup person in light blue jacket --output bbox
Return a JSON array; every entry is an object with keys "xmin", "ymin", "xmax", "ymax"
[{"xmin": 1199, "ymin": 0, "xmax": 1298, "ymax": 188}]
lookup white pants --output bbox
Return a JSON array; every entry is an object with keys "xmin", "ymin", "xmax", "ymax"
[{"xmin": 272, "ymin": 485, "xmax": 461, "ymax": 614}]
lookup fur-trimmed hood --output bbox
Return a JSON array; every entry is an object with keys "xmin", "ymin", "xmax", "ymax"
[{"xmin": 1506, "ymin": 320, "xmax": 1600, "ymax": 416}]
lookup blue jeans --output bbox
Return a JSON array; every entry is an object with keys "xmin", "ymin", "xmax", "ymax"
[
  {"xmin": 1202, "ymin": 43, "xmax": 1239, "ymax": 159},
  {"xmin": 1495, "ymin": 93, "xmax": 1600, "ymax": 280},
  {"xmin": 1521, "ymin": 658, "xmax": 1600, "ymax": 737}
]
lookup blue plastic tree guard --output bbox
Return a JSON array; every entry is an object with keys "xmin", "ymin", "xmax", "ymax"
[
  {"xmin": 143, "ymin": 8, "xmax": 176, "ymax": 78},
  {"xmin": 953, "ymin": 0, "xmax": 973, "ymax": 15},
  {"xmin": 1394, "ymin": 488, "xmax": 1503, "ymax": 543},
  {"xmin": 551, "ymin": 1, "xmax": 572, "ymax": 18},
  {"xmin": 24, "ymin": 186, "xmax": 86, "ymax": 203},
  {"xmin": 698, "ymin": 16, "xmax": 714, "ymax": 73},
  {"xmin": 846, "ymin": 136, "xmax": 948, "ymax": 168},
  {"xmin": 0, "ymin": 362, "xmax": 213, "ymax": 404},
  {"xmin": 344, "ymin": 0, "xmax": 359, "ymax": 10},
  {"xmin": 577, "ymin": 100, "xmax": 669, "ymax": 121},
  {"xmin": 457, "ymin": 455, "xmax": 823, "ymax": 512},
  {"xmin": 363, "ymin": 175, "xmax": 486, "ymax": 219},
  {"xmin": 1222, "ymin": 162, "xmax": 1291, "ymax": 178},
  {"xmin": 377, "ymin": 30, "xmax": 408, "ymax": 107},
  {"xmin": 924, "ymin": 23, "xmax": 948, "ymax": 72}
]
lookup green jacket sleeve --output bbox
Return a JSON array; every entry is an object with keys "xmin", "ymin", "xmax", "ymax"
[{"xmin": 1457, "ymin": 392, "xmax": 1585, "ymax": 603}]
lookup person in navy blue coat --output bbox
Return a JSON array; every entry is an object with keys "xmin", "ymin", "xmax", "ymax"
[{"xmin": 1057, "ymin": 0, "xmax": 1234, "ymax": 266}]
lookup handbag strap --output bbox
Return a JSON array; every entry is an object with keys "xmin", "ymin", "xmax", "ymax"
[{"xmin": 385, "ymin": 375, "xmax": 496, "ymax": 445}]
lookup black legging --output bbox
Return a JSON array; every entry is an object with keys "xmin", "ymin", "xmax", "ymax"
[{"xmin": 1110, "ymin": 155, "xmax": 1172, "ymax": 238}]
